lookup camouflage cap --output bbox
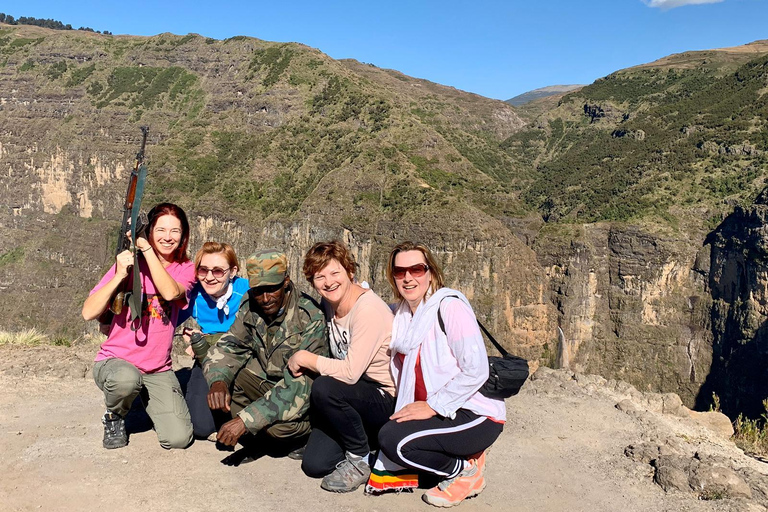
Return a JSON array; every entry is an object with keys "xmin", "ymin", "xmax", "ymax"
[{"xmin": 247, "ymin": 249, "xmax": 288, "ymax": 288}]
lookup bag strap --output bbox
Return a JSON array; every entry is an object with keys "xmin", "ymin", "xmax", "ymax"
[{"xmin": 437, "ymin": 296, "xmax": 509, "ymax": 357}]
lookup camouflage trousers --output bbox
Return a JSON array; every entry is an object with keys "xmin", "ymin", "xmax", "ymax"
[{"xmin": 231, "ymin": 360, "xmax": 311, "ymax": 439}]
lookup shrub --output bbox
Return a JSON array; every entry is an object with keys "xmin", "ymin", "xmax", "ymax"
[
  {"xmin": 733, "ymin": 398, "xmax": 768, "ymax": 457},
  {"xmin": 66, "ymin": 63, "xmax": 95, "ymax": 86}
]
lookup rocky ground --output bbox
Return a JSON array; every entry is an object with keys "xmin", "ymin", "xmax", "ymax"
[{"xmin": 1, "ymin": 343, "xmax": 766, "ymax": 512}]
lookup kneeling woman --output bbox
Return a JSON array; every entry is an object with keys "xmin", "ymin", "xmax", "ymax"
[
  {"xmin": 177, "ymin": 241, "xmax": 249, "ymax": 439},
  {"xmin": 82, "ymin": 203, "xmax": 197, "ymax": 450},
  {"xmin": 288, "ymin": 240, "xmax": 395, "ymax": 493},
  {"xmin": 378, "ymin": 241, "xmax": 505, "ymax": 507}
]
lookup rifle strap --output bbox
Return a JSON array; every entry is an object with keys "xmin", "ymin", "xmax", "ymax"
[{"xmin": 127, "ymin": 163, "xmax": 148, "ymax": 331}]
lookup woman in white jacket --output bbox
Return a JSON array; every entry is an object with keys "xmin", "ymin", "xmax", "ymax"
[{"xmin": 377, "ymin": 241, "xmax": 505, "ymax": 508}]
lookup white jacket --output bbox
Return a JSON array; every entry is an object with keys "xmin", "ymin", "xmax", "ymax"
[{"xmin": 390, "ymin": 288, "xmax": 506, "ymax": 422}]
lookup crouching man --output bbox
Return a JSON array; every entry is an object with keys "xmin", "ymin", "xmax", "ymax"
[{"xmin": 203, "ymin": 249, "xmax": 328, "ymax": 457}]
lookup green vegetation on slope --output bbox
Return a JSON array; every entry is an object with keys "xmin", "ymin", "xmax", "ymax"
[
  {"xmin": 4, "ymin": 24, "xmax": 768, "ymax": 234},
  {"xmin": 90, "ymin": 66, "xmax": 201, "ymax": 110},
  {"xmin": 516, "ymin": 53, "xmax": 768, "ymax": 224}
]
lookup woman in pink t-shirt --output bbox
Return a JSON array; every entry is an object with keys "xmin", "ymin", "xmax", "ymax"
[
  {"xmin": 82, "ymin": 203, "xmax": 197, "ymax": 451},
  {"xmin": 287, "ymin": 240, "xmax": 395, "ymax": 493}
]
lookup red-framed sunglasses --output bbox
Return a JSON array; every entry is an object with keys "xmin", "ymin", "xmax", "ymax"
[{"xmin": 392, "ymin": 263, "xmax": 429, "ymax": 280}]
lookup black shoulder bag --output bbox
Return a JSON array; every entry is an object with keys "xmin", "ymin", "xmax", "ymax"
[{"xmin": 438, "ymin": 298, "xmax": 529, "ymax": 400}]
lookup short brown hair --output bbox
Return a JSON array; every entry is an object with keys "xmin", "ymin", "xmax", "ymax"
[
  {"xmin": 386, "ymin": 241, "xmax": 445, "ymax": 303},
  {"xmin": 303, "ymin": 240, "xmax": 357, "ymax": 283},
  {"xmin": 194, "ymin": 241, "xmax": 240, "ymax": 271}
]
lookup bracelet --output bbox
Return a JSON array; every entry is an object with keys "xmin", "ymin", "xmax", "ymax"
[{"xmin": 140, "ymin": 247, "xmax": 152, "ymax": 253}]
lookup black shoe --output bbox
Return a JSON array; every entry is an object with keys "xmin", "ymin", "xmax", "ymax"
[
  {"xmin": 102, "ymin": 411, "xmax": 128, "ymax": 449},
  {"xmin": 221, "ymin": 445, "xmax": 264, "ymax": 466},
  {"xmin": 288, "ymin": 444, "xmax": 306, "ymax": 461}
]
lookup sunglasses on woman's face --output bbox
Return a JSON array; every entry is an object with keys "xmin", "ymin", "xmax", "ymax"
[
  {"xmin": 392, "ymin": 263, "xmax": 429, "ymax": 280},
  {"xmin": 197, "ymin": 266, "xmax": 230, "ymax": 279}
]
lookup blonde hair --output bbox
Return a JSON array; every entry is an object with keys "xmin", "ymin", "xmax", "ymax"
[
  {"xmin": 194, "ymin": 241, "xmax": 239, "ymax": 271},
  {"xmin": 386, "ymin": 241, "xmax": 445, "ymax": 302}
]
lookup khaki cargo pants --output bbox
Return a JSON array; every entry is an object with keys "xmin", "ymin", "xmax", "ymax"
[{"xmin": 93, "ymin": 358, "xmax": 193, "ymax": 449}]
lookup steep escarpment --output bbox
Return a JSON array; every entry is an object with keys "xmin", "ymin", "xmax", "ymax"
[
  {"xmin": 698, "ymin": 191, "xmax": 768, "ymax": 418},
  {"xmin": 0, "ymin": 24, "xmax": 547, "ymax": 355},
  {"xmin": 3, "ymin": 24, "xmax": 768, "ymax": 418},
  {"xmin": 534, "ymin": 223, "xmax": 713, "ymax": 406}
]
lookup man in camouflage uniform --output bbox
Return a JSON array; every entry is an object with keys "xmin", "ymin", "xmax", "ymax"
[{"xmin": 203, "ymin": 249, "xmax": 328, "ymax": 452}]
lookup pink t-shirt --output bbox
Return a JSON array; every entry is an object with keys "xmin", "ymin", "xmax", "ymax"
[{"xmin": 92, "ymin": 259, "xmax": 196, "ymax": 373}]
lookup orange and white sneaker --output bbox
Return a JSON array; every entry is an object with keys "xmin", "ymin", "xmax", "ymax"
[
  {"xmin": 471, "ymin": 450, "xmax": 487, "ymax": 476},
  {"xmin": 422, "ymin": 458, "xmax": 486, "ymax": 508}
]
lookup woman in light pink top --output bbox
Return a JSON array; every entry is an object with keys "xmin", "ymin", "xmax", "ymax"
[{"xmin": 288, "ymin": 240, "xmax": 395, "ymax": 493}]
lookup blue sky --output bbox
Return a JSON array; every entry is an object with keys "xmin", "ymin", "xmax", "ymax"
[{"xmin": 1, "ymin": 0, "xmax": 766, "ymax": 100}]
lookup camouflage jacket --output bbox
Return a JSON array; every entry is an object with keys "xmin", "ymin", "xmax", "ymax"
[{"xmin": 202, "ymin": 284, "xmax": 328, "ymax": 433}]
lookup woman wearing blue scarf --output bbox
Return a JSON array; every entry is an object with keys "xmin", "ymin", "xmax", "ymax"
[{"xmin": 177, "ymin": 241, "xmax": 249, "ymax": 439}]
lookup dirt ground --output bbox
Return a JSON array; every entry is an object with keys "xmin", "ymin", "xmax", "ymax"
[{"xmin": 1, "ymin": 345, "xmax": 766, "ymax": 512}]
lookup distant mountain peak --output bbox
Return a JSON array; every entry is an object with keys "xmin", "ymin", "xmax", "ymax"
[{"xmin": 506, "ymin": 85, "xmax": 584, "ymax": 106}]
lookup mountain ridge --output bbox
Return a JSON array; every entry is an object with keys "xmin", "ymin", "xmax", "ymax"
[{"xmin": 505, "ymin": 84, "xmax": 584, "ymax": 106}]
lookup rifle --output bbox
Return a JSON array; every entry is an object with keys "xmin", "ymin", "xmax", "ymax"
[{"xmin": 98, "ymin": 127, "xmax": 150, "ymax": 329}]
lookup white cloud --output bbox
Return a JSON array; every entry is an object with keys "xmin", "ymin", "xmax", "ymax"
[{"xmin": 644, "ymin": 0, "xmax": 724, "ymax": 9}]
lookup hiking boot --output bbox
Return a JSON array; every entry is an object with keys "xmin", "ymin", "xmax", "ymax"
[
  {"xmin": 102, "ymin": 411, "xmax": 128, "ymax": 450},
  {"xmin": 422, "ymin": 458, "xmax": 486, "ymax": 507},
  {"xmin": 320, "ymin": 453, "xmax": 371, "ymax": 493}
]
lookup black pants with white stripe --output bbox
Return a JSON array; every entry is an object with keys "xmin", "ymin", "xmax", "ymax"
[
  {"xmin": 378, "ymin": 408, "xmax": 503, "ymax": 479},
  {"xmin": 301, "ymin": 375, "xmax": 395, "ymax": 478}
]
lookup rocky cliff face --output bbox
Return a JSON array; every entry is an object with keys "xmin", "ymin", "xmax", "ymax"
[
  {"xmin": 536, "ymin": 224, "xmax": 714, "ymax": 407},
  {"xmin": 0, "ymin": 24, "xmax": 532, "ymax": 346},
  {"xmin": 187, "ymin": 207, "xmax": 557, "ymax": 363},
  {"xmin": 699, "ymin": 192, "xmax": 768, "ymax": 418}
]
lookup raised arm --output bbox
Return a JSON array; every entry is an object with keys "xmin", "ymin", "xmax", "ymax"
[
  {"xmin": 82, "ymin": 250, "xmax": 133, "ymax": 321},
  {"xmin": 135, "ymin": 237, "xmax": 186, "ymax": 301}
]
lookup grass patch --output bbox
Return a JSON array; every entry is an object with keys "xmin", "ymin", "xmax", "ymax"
[
  {"xmin": 19, "ymin": 59, "xmax": 34, "ymax": 72},
  {"xmin": 5, "ymin": 37, "xmax": 43, "ymax": 51},
  {"xmin": 733, "ymin": 398, "xmax": 768, "ymax": 457},
  {"xmin": 698, "ymin": 488, "xmax": 729, "ymax": 501},
  {"xmin": 249, "ymin": 46, "xmax": 294, "ymax": 87},
  {"xmin": 91, "ymin": 66, "xmax": 201, "ymax": 111},
  {"xmin": 46, "ymin": 60, "xmax": 68, "ymax": 80},
  {"xmin": 0, "ymin": 247, "xmax": 24, "ymax": 266},
  {"xmin": 0, "ymin": 329, "xmax": 49, "ymax": 346}
]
